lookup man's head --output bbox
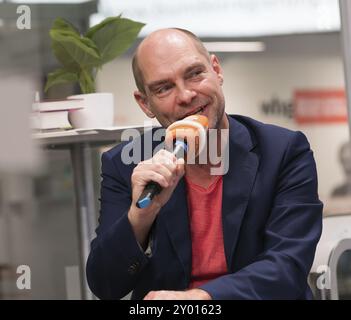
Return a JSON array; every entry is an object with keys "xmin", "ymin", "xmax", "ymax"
[{"xmin": 132, "ymin": 28, "xmax": 227, "ymax": 130}]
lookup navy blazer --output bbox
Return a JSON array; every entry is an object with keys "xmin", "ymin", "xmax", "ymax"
[{"xmin": 86, "ymin": 114, "xmax": 323, "ymax": 300}]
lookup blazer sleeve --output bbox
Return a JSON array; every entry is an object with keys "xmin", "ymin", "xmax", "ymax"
[
  {"xmin": 199, "ymin": 131, "xmax": 323, "ymax": 299},
  {"xmin": 86, "ymin": 150, "xmax": 151, "ymax": 300}
]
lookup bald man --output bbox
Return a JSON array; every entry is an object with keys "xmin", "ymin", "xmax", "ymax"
[{"xmin": 86, "ymin": 28, "xmax": 322, "ymax": 300}]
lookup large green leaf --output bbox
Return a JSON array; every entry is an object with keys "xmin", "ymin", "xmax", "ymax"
[
  {"xmin": 79, "ymin": 69, "xmax": 95, "ymax": 94},
  {"xmin": 51, "ymin": 17, "xmax": 80, "ymax": 36},
  {"xmin": 86, "ymin": 17, "xmax": 145, "ymax": 65},
  {"xmin": 46, "ymin": 15, "xmax": 145, "ymax": 94},
  {"xmin": 44, "ymin": 68, "xmax": 78, "ymax": 92},
  {"xmin": 85, "ymin": 15, "xmax": 122, "ymax": 39},
  {"xmin": 50, "ymin": 30, "xmax": 101, "ymax": 72}
]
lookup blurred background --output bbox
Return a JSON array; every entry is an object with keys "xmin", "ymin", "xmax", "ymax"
[{"xmin": 0, "ymin": 0, "xmax": 350, "ymax": 299}]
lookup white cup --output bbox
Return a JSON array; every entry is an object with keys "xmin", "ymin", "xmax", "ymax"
[{"xmin": 67, "ymin": 93, "xmax": 114, "ymax": 129}]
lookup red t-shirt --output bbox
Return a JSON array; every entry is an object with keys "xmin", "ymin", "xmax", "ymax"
[{"xmin": 185, "ymin": 175, "xmax": 227, "ymax": 289}]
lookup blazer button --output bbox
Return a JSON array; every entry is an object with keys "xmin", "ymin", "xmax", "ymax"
[{"xmin": 128, "ymin": 261, "xmax": 141, "ymax": 275}]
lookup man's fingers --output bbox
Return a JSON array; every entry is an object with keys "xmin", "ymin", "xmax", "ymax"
[
  {"xmin": 176, "ymin": 158, "xmax": 185, "ymax": 177},
  {"xmin": 132, "ymin": 163, "xmax": 174, "ymax": 188}
]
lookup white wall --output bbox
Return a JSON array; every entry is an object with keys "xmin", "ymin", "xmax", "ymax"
[{"xmin": 221, "ymin": 54, "xmax": 348, "ymax": 199}]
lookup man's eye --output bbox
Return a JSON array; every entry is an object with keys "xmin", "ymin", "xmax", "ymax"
[
  {"xmin": 189, "ymin": 69, "xmax": 203, "ymax": 78},
  {"xmin": 156, "ymin": 85, "xmax": 172, "ymax": 94}
]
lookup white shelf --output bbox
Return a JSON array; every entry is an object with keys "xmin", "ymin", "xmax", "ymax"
[{"xmin": 33, "ymin": 125, "xmax": 154, "ymax": 147}]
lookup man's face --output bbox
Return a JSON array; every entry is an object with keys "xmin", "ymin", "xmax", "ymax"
[{"xmin": 135, "ymin": 32, "xmax": 226, "ymax": 130}]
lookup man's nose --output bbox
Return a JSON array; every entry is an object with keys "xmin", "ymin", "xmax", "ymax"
[{"xmin": 175, "ymin": 85, "xmax": 196, "ymax": 106}]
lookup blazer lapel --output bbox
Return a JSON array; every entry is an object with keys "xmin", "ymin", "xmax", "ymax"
[
  {"xmin": 160, "ymin": 179, "xmax": 192, "ymax": 286},
  {"xmin": 222, "ymin": 116, "xmax": 259, "ymax": 271}
]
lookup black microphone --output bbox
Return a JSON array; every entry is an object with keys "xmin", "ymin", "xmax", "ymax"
[{"xmin": 136, "ymin": 140, "xmax": 187, "ymax": 209}]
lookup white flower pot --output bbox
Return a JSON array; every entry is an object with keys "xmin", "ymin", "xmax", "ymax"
[{"xmin": 67, "ymin": 93, "xmax": 114, "ymax": 129}]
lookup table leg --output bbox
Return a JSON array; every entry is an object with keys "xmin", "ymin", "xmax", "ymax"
[{"xmin": 70, "ymin": 143, "xmax": 97, "ymax": 300}]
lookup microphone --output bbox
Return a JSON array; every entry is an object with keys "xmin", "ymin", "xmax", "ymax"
[{"xmin": 136, "ymin": 115, "xmax": 208, "ymax": 209}]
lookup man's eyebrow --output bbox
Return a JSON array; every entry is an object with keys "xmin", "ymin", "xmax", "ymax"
[
  {"xmin": 184, "ymin": 62, "xmax": 205, "ymax": 74},
  {"xmin": 146, "ymin": 63, "xmax": 206, "ymax": 91}
]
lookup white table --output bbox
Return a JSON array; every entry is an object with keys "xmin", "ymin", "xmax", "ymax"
[{"xmin": 34, "ymin": 126, "xmax": 151, "ymax": 299}]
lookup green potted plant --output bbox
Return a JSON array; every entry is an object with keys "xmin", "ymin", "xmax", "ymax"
[{"xmin": 45, "ymin": 15, "xmax": 145, "ymax": 128}]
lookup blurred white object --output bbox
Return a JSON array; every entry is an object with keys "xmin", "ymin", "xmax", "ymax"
[
  {"xmin": 98, "ymin": 0, "xmax": 340, "ymax": 37},
  {"xmin": 0, "ymin": 73, "xmax": 42, "ymax": 174},
  {"xmin": 31, "ymin": 98, "xmax": 85, "ymax": 130},
  {"xmin": 67, "ymin": 93, "xmax": 114, "ymax": 129},
  {"xmin": 65, "ymin": 266, "xmax": 81, "ymax": 300},
  {"xmin": 31, "ymin": 111, "xmax": 72, "ymax": 130}
]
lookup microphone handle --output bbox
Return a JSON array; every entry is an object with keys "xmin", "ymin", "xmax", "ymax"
[{"xmin": 136, "ymin": 141, "xmax": 187, "ymax": 209}]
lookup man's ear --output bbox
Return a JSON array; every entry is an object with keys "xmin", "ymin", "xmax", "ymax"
[
  {"xmin": 210, "ymin": 54, "xmax": 224, "ymax": 85},
  {"xmin": 134, "ymin": 91, "xmax": 156, "ymax": 118}
]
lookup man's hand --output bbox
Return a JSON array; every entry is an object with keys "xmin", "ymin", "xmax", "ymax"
[
  {"xmin": 143, "ymin": 289, "xmax": 212, "ymax": 300},
  {"xmin": 128, "ymin": 149, "xmax": 185, "ymax": 248},
  {"xmin": 130, "ymin": 149, "xmax": 185, "ymax": 213}
]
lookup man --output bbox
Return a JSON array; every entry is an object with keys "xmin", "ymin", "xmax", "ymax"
[{"xmin": 86, "ymin": 28, "xmax": 323, "ymax": 300}]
